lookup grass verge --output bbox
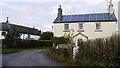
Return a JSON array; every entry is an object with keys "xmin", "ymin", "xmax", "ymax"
[
  {"xmin": 0, "ymin": 46, "xmax": 50, "ymax": 54},
  {"xmin": 48, "ymin": 50, "xmax": 75, "ymax": 66},
  {"xmin": 1, "ymin": 48, "xmax": 20, "ymax": 54}
]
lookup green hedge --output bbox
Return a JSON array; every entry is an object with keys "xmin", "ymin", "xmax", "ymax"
[
  {"xmin": 2, "ymin": 39, "xmax": 52, "ymax": 48},
  {"xmin": 52, "ymin": 37, "xmax": 71, "ymax": 45},
  {"xmin": 75, "ymin": 35, "xmax": 120, "ymax": 66},
  {"xmin": 48, "ymin": 47, "xmax": 74, "ymax": 65}
]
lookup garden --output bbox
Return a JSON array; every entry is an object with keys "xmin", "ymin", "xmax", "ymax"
[{"xmin": 48, "ymin": 35, "xmax": 120, "ymax": 67}]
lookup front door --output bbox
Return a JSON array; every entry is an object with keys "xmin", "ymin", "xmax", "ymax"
[{"xmin": 77, "ymin": 39, "xmax": 83, "ymax": 46}]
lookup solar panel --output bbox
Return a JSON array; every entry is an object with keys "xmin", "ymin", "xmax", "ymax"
[
  {"xmin": 103, "ymin": 13, "xmax": 108, "ymax": 16},
  {"xmin": 89, "ymin": 14, "xmax": 97, "ymax": 21},
  {"xmin": 63, "ymin": 15, "xmax": 68, "ymax": 22},
  {"xmin": 83, "ymin": 14, "xmax": 89, "ymax": 21},
  {"xmin": 68, "ymin": 15, "xmax": 72, "ymax": 21},
  {"xmin": 76, "ymin": 15, "xmax": 82, "ymax": 21},
  {"xmin": 74, "ymin": 15, "xmax": 78, "ymax": 21},
  {"xmin": 70, "ymin": 15, "xmax": 77, "ymax": 21},
  {"xmin": 53, "ymin": 13, "xmax": 117, "ymax": 23},
  {"xmin": 97, "ymin": 14, "xmax": 103, "ymax": 20}
]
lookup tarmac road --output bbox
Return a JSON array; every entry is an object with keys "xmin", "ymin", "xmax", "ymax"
[{"xmin": 2, "ymin": 49, "xmax": 65, "ymax": 66}]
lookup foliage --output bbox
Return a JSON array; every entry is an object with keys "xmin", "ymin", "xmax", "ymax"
[
  {"xmin": 1, "ymin": 48, "xmax": 20, "ymax": 54},
  {"xmin": 4, "ymin": 26, "xmax": 23, "ymax": 48},
  {"xmin": 48, "ymin": 47, "xmax": 74, "ymax": 65},
  {"xmin": 75, "ymin": 35, "xmax": 120, "ymax": 66},
  {"xmin": 5, "ymin": 26, "xmax": 22, "ymax": 39},
  {"xmin": 52, "ymin": 37, "xmax": 71, "ymax": 45},
  {"xmin": 2, "ymin": 39, "xmax": 52, "ymax": 48},
  {"xmin": 49, "ymin": 35, "xmax": 120, "ymax": 66},
  {"xmin": 57, "ymin": 37, "xmax": 70, "ymax": 44},
  {"xmin": 40, "ymin": 32, "xmax": 53, "ymax": 40},
  {"xmin": 1, "ymin": 46, "xmax": 50, "ymax": 54}
]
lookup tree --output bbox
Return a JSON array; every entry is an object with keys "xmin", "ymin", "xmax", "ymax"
[
  {"xmin": 4, "ymin": 26, "xmax": 22, "ymax": 48},
  {"xmin": 5, "ymin": 26, "xmax": 22, "ymax": 39},
  {"xmin": 40, "ymin": 32, "xmax": 53, "ymax": 40}
]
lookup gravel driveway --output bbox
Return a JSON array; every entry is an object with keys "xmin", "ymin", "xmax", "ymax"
[{"xmin": 1, "ymin": 49, "xmax": 65, "ymax": 66}]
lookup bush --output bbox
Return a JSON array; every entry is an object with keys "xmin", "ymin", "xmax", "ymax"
[
  {"xmin": 40, "ymin": 32, "xmax": 53, "ymax": 40},
  {"xmin": 2, "ymin": 38, "xmax": 22, "ymax": 48},
  {"xmin": 75, "ymin": 35, "xmax": 120, "ymax": 66},
  {"xmin": 49, "ymin": 47, "xmax": 69, "ymax": 57},
  {"xmin": 48, "ymin": 47, "xmax": 74, "ymax": 65},
  {"xmin": 52, "ymin": 37, "xmax": 70, "ymax": 45},
  {"xmin": 2, "ymin": 39, "xmax": 52, "ymax": 48}
]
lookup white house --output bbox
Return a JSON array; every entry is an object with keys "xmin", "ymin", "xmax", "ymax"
[
  {"xmin": 53, "ymin": 0, "xmax": 117, "ymax": 44},
  {"xmin": 0, "ymin": 17, "xmax": 41, "ymax": 40}
]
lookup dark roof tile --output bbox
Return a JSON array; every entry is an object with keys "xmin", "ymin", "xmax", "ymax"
[{"xmin": 0, "ymin": 23, "xmax": 41, "ymax": 35}]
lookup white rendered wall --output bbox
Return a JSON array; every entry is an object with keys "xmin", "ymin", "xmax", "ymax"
[
  {"xmin": 20, "ymin": 34, "xmax": 40, "ymax": 40},
  {"xmin": 0, "ymin": 31, "xmax": 5, "ymax": 39},
  {"xmin": 53, "ymin": 21, "xmax": 117, "ymax": 59},
  {"xmin": 53, "ymin": 21, "xmax": 117, "ymax": 39}
]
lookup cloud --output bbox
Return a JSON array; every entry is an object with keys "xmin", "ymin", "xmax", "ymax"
[
  {"xmin": 1, "ymin": 2, "xmax": 58, "ymax": 31},
  {"xmin": 1, "ymin": 0, "xmax": 120, "ymax": 2},
  {"xmin": 0, "ymin": 0, "xmax": 119, "ymax": 32}
]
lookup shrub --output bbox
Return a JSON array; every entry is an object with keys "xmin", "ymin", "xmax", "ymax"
[
  {"xmin": 49, "ymin": 47, "xmax": 69, "ymax": 57},
  {"xmin": 52, "ymin": 37, "xmax": 70, "ymax": 45},
  {"xmin": 2, "ymin": 39, "xmax": 52, "ymax": 48},
  {"xmin": 2, "ymin": 38, "xmax": 22, "ymax": 48},
  {"xmin": 75, "ymin": 35, "xmax": 120, "ymax": 66},
  {"xmin": 40, "ymin": 32, "xmax": 53, "ymax": 40},
  {"xmin": 48, "ymin": 47, "xmax": 74, "ymax": 65}
]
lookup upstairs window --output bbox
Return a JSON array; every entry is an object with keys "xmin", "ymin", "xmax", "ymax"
[
  {"xmin": 96, "ymin": 23, "xmax": 101, "ymax": 30},
  {"xmin": 79, "ymin": 23, "xmax": 83, "ymax": 30},
  {"xmin": 64, "ymin": 24, "xmax": 69, "ymax": 30}
]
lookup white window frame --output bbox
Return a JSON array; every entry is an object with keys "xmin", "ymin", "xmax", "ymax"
[
  {"xmin": 95, "ymin": 23, "xmax": 102, "ymax": 32},
  {"xmin": 64, "ymin": 24, "xmax": 69, "ymax": 31},
  {"xmin": 95, "ymin": 23, "xmax": 101, "ymax": 30},
  {"xmin": 78, "ymin": 23, "xmax": 84, "ymax": 30},
  {"xmin": 78, "ymin": 23, "xmax": 84, "ymax": 32}
]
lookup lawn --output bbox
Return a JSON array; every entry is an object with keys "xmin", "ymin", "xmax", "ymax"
[
  {"xmin": 1, "ymin": 48, "xmax": 20, "ymax": 54},
  {"xmin": 0, "ymin": 46, "xmax": 50, "ymax": 54}
]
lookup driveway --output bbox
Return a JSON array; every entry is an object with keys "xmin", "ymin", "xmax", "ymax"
[{"xmin": 2, "ymin": 49, "xmax": 65, "ymax": 66}]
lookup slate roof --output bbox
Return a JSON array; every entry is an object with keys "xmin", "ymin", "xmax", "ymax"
[
  {"xmin": 0, "ymin": 22, "xmax": 41, "ymax": 35},
  {"xmin": 53, "ymin": 13, "xmax": 117, "ymax": 23}
]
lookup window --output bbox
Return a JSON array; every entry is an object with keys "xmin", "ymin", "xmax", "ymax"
[
  {"xmin": 96, "ymin": 23, "xmax": 101, "ymax": 30},
  {"xmin": 77, "ymin": 39, "xmax": 83, "ymax": 45},
  {"xmin": 95, "ymin": 23, "xmax": 102, "ymax": 32},
  {"xmin": 79, "ymin": 23, "xmax": 83, "ymax": 30},
  {"xmin": 2, "ymin": 32, "xmax": 6, "ymax": 36},
  {"xmin": 78, "ymin": 23, "xmax": 84, "ymax": 32},
  {"xmin": 78, "ymin": 39, "xmax": 83, "ymax": 43},
  {"xmin": 64, "ymin": 24, "xmax": 69, "ymax": 30}
]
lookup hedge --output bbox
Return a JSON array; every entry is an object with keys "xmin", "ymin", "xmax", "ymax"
[
  {"xmin": 2, "ymin": 39, "xmax": 52, "ymax": 48},
  {"xmin": 75, "ymin": 35, "xmax": 120, "ymax": 66},
  {"xmin": 49, "ymin": 35, "xmax": 120, "ymax": 66},
  {"xmin": 48, "ymin": 47, "xmax": 74, "ymax": 65},
  {"xmin": 52, "ymin": 37, "xmax": 71, "ymax": 45}
]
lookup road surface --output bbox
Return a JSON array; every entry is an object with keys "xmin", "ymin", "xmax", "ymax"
[{"xmin": 2, "ymin": 49, "xmax": 65, "ymax": 66}]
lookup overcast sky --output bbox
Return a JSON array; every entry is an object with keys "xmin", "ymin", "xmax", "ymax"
[{"xmin": 0, "ymin": 0, "xmax": 119, "ymax": 32}]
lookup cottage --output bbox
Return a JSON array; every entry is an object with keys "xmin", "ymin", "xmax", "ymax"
[
  {"xmin": 53, "ymin": 0, "xmax": 117, "ymax": 44},
  {"xmin": 0, "ymin": 17, "xmax": 41, "ymax": 40}
]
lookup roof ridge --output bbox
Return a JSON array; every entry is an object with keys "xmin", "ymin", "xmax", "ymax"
[{"xmin": 63, "ymin": 12, "xmax": 109, "ymax": 16}]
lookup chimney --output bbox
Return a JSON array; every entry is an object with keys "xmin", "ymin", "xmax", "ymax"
[
  {"xmin": 57, "ymin": 5, "xmax": 62, "ymax": 18},
  {"xmin": 108, "ymin": 0, "xmax": 115, "ymax": 15},
  {"xmin": 6, "ymin": 17, "xmax": 9, "ymax": 23},
  {"xmin": 33, "ymin": 26, "xmax": 35, "ymax": 29}
]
